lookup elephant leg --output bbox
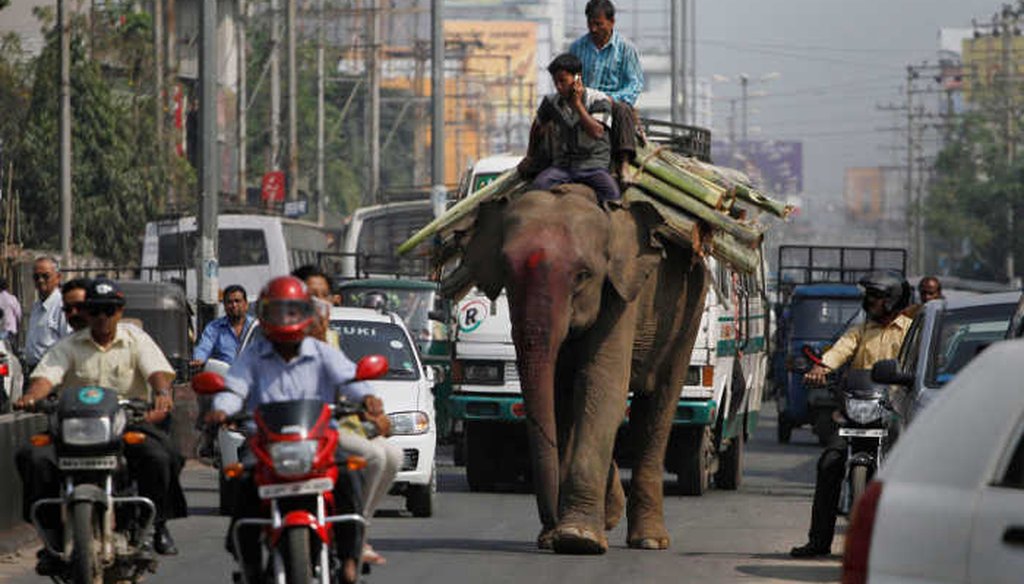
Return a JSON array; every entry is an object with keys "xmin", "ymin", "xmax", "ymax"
[
  {"xmin": 627, "ymin": 258, "xmax": 708, "ymax": 550},
  {"xmin": 604, "ymin": 461, "xmax": 625, "ymax": 530},
  {"xmin": 537, "ymin": 346, "xmax": 580, "ymax": 550},
  {"xmin": 552, "ymin": 298, "xmax": 635, "ymax": 555}
]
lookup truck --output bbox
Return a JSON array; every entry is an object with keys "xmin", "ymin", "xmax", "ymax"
[
  {"xmin": 771, "ymin": 245, "xmax": 907, "ymax": 444},
  {"xmin": 448, "ymin": 143, "xmax": 769, "ymax": 495}
]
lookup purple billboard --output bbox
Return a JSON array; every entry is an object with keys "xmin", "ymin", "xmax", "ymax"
[{"xmin": 711, "ymin": 140, "xmax": 803, "ymax": 196}]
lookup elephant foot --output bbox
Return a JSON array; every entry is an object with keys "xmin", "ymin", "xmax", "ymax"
[
  {"xmin": 536, "ymin": 528, "xmax": 555, "ymax": 550},
  {"xmin": 604, "ymin": 478, "xmax": 625, "ymax": 531},
  {"xmin": 551, "ymin": 525, "xmax": 608, "ymax": 555},
  {"xmin": 627, "ymin": 535, "xmax": 671, "ymax": 550}
]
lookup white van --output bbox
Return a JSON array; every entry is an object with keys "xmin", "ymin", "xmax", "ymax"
[{"xmin": 140, "ymin": 214, "xmax": 337, "ymax": 301}]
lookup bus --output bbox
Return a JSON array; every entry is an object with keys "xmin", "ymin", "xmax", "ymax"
[{"xmin": 140, "ymin": 213, "xmax": 340, "ymax": 301}]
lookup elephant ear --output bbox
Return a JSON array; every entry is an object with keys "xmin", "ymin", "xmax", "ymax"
[
  {"xmin": 460, "ymin": 200, "xmax": 507, "ymax": 301},
  {"xmin": 606, "ymin": 205, "xmax": 662, "ymax": 302}
]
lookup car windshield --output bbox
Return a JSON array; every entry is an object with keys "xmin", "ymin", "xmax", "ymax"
[
  {"xmin": 338, "ymin": 288, "xmax": 444, "ymax": 341},
  {"xmin": 331, "ymin": 320, "xmax": 420, "ymax": 380},
  {"xmin": 927, "ymin": 303, "xmax": 1016, "ymax": 387},
  {"xmin": 789, "ymin": 298, "xmax": 863, "ymax": 340}
]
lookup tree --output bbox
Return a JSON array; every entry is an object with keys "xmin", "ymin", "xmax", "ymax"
[{"xmin": 926, "ymin": 112, "xmax": 1024, "ymax": 280}]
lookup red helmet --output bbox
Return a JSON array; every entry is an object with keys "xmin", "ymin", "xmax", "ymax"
[{"xmin": 258, "ymin": 276, "xmax": 314, "ymax": 343}]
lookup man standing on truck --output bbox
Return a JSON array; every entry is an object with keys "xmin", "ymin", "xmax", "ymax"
[
  {"xmin": 790, "ymin": 271, "xmax": 912, "ymax": 558},
  {"xmin": 531, "ymin": 53, "xmax": 620, "ymax": 202},
  {"xmin": 569, "ymin": 0, "xmax": 644, "ymax": 175}
]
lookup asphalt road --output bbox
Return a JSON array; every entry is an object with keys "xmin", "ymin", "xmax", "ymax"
[{"xmin": 0, "ymin": 404, "xmax": 842, "ymax": 583}]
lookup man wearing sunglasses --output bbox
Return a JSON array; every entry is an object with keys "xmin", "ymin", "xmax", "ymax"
[
  {"xmin": 23, "ymin": 257, "xmax": 71, "ymax": 372},
  {"xmin": 15, "ymin": 278, "xmax": 187, "ymax": 565},
  {"xmin": 60, "ymin": 278, "xmax": 92, "ymax": 332}
]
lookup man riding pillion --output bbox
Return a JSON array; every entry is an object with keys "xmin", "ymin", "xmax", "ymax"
[
  {"xmin": 205, "ymin": 275, "xmax": 400, "ymax": 584},
  {"xmin": 790, "ymin": 270, "xmax": 912, "ymax": 558},
  {"xmin": 15, "ymin": 278, "xmax": 187, "ymax": 572}
]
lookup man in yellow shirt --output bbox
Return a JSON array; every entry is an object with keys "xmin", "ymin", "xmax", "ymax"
[
  {"xmin": 791, "ymin": 271, "xmax": 912, "ymax": 558},
  {"xmin": 15, "ymin": 279, "xmax": 185, "ymax": 570}
]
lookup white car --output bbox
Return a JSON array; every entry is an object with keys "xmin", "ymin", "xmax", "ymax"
[
  {"xmin": 843, "ymin": 338, "xmax": 1024, "ymax": 584},
  {"xmin": 329, "ymin": 306, "xmax": 438, "ymax": 517}
]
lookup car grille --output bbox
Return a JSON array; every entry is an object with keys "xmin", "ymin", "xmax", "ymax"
[
  {"xmin": 401, "ymin": 449, "xmax": 419, "ymax": 471},
  {"xmin": 505, "ymin": 362, "xmax": 519, "ymax": 383}
]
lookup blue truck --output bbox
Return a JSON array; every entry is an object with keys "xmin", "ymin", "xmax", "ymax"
[{"xmin": 771, "ymin": 245, "xmax": 907, "ymax": 445}]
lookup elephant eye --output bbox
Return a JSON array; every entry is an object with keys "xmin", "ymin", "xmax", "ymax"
[{"xmin": 574, "ymin": 270, "xmax": 592, "ymax": 288}]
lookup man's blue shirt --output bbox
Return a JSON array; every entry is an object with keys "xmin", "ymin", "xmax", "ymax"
[
  {"xmin": 214, "ymin": 335, "xmax": 371, "ymax": 416},
  {"xmin": 569, "ymin": 31, "xmax": 644, "ymax": 106},
  {"xmin": 193, "ymin": 315, "xmax": 255, "ymax": 364}
]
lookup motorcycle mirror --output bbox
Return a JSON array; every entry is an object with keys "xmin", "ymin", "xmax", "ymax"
[
  {"xmin": 355, "ymin": 354, "xmax": 389, "ymax": 381},
  {"xmin": 192, "ymin": 371, "xmax": 227, "ymax": 395},
  {"xmin": 871, "ymin": 359, "xmax": 914, "ymax": 386}
]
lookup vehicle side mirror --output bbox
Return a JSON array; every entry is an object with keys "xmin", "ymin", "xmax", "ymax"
[
  {"xmin": 425, "ymin": 366, "xmax": 436, "ymax": 384},
  {"xmin": 192, "ymin": 371, "xmax": 226, "ymax": 395},
  {"xmin": 355, "ymin": 354, "xmax": 389, "ymax": 381},
  {"xmin": 872, "ymin": 359, "xmax": 914, "ymax": 386},
  {"xmin": 428, "ymin": 309, "xmax": 447, "ymax": 322}
]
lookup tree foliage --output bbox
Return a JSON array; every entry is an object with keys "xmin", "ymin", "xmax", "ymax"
[
  {"xmin": 926, "ymin": 112, "xmax": 1024, "ymax": 280},
  {"xmin": 3, "ymin": 12, "xmax": 193, "ymax": 264}
]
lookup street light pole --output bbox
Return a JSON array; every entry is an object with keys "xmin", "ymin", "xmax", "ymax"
[
  {"xmin": 197, "ymin": 0, "xmax": 219, "ymax": 333},
  {"xmin": 59, "ymin": 0, "xmax": 72, "ymax": 261},
  {"xmin": 740, "ymin": 73, "xmax": 749, "ymax": 144},
  {"xmin": 430, "ymin": 0, "xmax": 445, "ymax": 219}
]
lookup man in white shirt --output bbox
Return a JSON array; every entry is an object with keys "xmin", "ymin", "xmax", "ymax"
[{"xmin": 23, "ymin": 257, "xmax": 71, "ymax": 370}]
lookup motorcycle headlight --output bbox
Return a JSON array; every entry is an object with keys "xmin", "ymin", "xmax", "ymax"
[
  {"xmin": 388, "ymin": 411, "xmax": 430, "ymax": 435},
  {"xmin": 269, "ymin": 440, "xmax": 318, "ymax": 477},
  {"xmin": 61, "ymin": 417, "xmax": 112, "ymax": 446},
  {"xmin": 845, "ymin": 398, "xmax": 884, "ymax": 424}
]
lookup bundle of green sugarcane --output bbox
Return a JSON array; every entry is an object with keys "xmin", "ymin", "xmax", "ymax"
[{"xmin": 397, "ymin": 147, "xmax": 792, "ymax": 276}]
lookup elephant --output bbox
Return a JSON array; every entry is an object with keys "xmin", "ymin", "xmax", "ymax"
[{"xmin": 455, "ymin": 183, "xmax": 709, "ymax": 554}]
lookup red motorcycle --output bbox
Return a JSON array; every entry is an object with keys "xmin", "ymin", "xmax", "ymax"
[{"xmin": 192, "ymin": 355, "xmax": 388, "ymax": 584}]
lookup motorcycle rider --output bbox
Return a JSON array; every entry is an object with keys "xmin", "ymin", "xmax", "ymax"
[
  {"xmin": 15, "ymin": 278, "xmax": 186, "ymax": 573},
  {"xmin": 205, "ymin": 275, "xmax": 400, "ymax": 584},
  {"xmin": 790, "ymin": 270, "xmax": 913, "ymax": 558}
]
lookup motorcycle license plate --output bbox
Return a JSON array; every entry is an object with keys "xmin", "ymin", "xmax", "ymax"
[
  {"xmin": 838, "ymin": 428, "xmax": 887, "ymax": 438},
  {"xmin": 258, "ymin": 478, "xmax": 334, "ymax": 499},
  {"xmin": 58, "ymin": 456, "xmax": 118, "ymax": 470}
]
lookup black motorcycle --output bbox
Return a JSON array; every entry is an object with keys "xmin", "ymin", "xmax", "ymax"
[
  {"xmin": 832, "ymin": 369, "xmax": 894, "ymax": 515},
  {"xmin": 29, "ymin": 388, "xmax": 159, "ymax": 584}
]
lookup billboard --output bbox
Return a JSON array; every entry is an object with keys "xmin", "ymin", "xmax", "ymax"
[
  {"xmin": 843, "ymin": 167, "xmax": 906, "ymax": 223},
  {"xmin": 444, "ymin": 20, "xmax": 539, "ymax": 114},
  {"xmin": 710, "ymin": 140, "xmax": 803, "ymax": 196},
  {"xmin": 961, "ymin": 34, "xmax": 1024, "ymax": 102}
]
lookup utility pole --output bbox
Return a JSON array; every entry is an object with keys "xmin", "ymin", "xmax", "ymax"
[
  {"xmin": 287, "ymin": 0, "xmax": 298, "ymax": 201},
  {"xmin": 906, "ymin": 65, "xmax": 917, "ymax": 274},
  {"xmin": 59, "ymin": 0, "xmax": 72, "ymax": 261},
  {"xmin": 237, "ymin": 0, "xmax": 247, "ymax": 203},
  {"xmin": 689, "ymin": 0, "xmax": 697, "ymax": 124},
  {"xmin": 430, "ymin": 0, "xmax": 445, "ymax": 219},
  {"xmin": 740, "ymin": 73, "xmax": 749, "ymax": 143},
  {"xmin": 670, "ymin": 0, "xmax": 686, "ymax": 125},
  {"xmin": 366, "ymin": 0, "xmax": 381, "ymax": 206},
  {"xmin": 270, "ymin": 0, "xmax": 281, "ymax": 171},
  {"xmin": 198, "ymin": 0, "xmax": 219, "ymax": 332},
  {"xmin": 316, "ymin": 0, "xmax": 325, "ymax": 223},
  {"xmin": 1000, "ymin": 6, "xmax": 1016, "ymax": 282},
  {"xmin": 154, "ymin": 0, "xmax": 164, "ymax": 153}
]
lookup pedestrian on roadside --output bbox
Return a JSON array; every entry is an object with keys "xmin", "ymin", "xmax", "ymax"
[
  {"xmin": 0, "ymin": 277, "xmax": 22, "ymax": 343},
  {"xmin": 23, "ymin": 257, "xmax": 71, "ymax": 373}
]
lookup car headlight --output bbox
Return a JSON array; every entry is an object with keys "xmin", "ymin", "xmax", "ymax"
[
  {"xmin": 61, "ymin": 417, "xmax": 111, "ymax": 446},
  {"xmin": 269, "ymin": 440, "xmax": 318, "ymax": 477},
  {"xmin": 845, "ymin": 398, "xmax": 884, "ymax": 424},
  {"xmin": 388, "ymin": 411, "xmax": 430, "ymax": 435}
]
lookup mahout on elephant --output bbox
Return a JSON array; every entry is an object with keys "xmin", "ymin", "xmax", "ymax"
[{"xmin": 450, "ymin": 182, "xmax": 709, "ymax": 554}]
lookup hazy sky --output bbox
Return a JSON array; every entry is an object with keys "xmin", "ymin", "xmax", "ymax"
[{"xmin": 689, "ymin": 0, "xmax": 1006, "ymax": 198}]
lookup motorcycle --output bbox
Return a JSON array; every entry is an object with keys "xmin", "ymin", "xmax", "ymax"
[
  {"xmin": 191, "ymin": 354, "xmax": 389, "ymax": 584},
  {"xmin": 28, "ymin": 388, "xmax": 159, "ymax": 584},
  {"xmin": 832, "ymin": 368, "xmax": 895, "ymax": 515}
]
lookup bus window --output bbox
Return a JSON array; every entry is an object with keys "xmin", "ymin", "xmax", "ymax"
[{"xmin": 158, "ymin": 229, "xmax": 269, "ymax": 268}]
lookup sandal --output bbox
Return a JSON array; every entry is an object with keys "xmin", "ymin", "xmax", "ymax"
[{"xmin": 361, "ymin": 544, "xmax": 387, "ymax": 566}]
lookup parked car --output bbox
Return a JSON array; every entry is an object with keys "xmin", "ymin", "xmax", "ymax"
[
  {"xmin": 843, "ymin": 338, "xmax": 1024, "ymax": 584},
  {"xmin": 873, "ymin": 291, "xmax": 1019, "ymax": 426},
  {"xmin": 329, "ymin": 306, "xmax": 438, "ymax": 517}
]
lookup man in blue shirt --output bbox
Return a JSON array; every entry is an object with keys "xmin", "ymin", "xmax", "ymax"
[
  {"xmin": 191, "ymin": 285, "xmax": 255, "ymax": 369},
  {"xmin": 569, "ymin": 0, "xmax": 644, "ymax": 174},
  {"xmin": 207, "ymin": 276, "xmax": 399, "ymax": 583}
]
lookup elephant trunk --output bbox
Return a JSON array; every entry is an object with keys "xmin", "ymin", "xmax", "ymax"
[{"xmin": 507, "ymin": 246, "xmax": 572, "ymax": 530}]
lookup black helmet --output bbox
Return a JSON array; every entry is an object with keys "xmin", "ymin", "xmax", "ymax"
[
  {"xmin": 362, "ymin": 291, "xmax": 388, "ymax": 311},
  {"xmin": 858, "ymin": 270, "xmax": 911, "ymax": 314}
]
